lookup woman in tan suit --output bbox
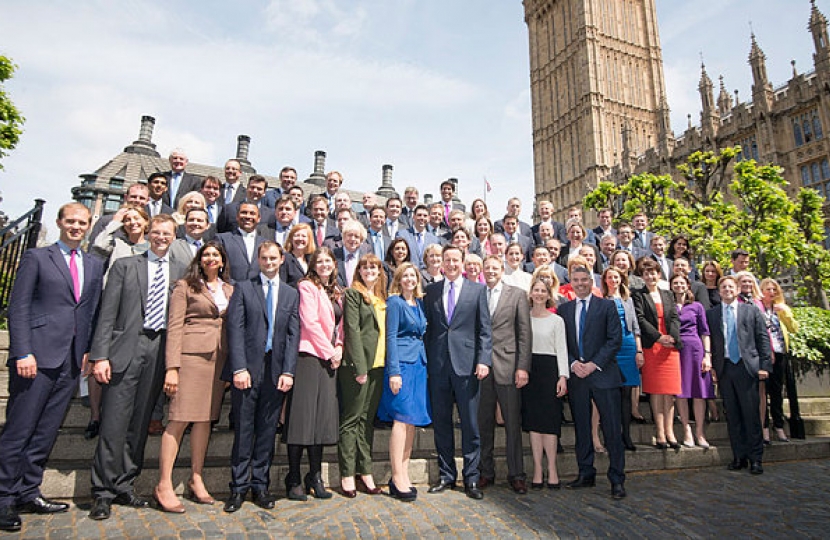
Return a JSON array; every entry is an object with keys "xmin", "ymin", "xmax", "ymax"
[{"xmin": 154, "ymin": 241, "xmax": 234, "ymax": 513}]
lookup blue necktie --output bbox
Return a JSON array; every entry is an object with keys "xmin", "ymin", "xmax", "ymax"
[
  {"xmin": 726, "ymin": 305, "xmax": 740, "ymax": 363},
  {"xmin": 207, "ymin": 204, "xmax": 215, "ymax": 223},
  {"xmin": 372, "ymin": 232, "xmax": 383, "ymax": 258},
  {"xmin": 447, "ymin": 281, "xmax": 456, "ymax": 322},
  {"xmin": 266, "ymin": 280, "xmax": 275, "ymax": 352},
  {"xmin": 578, "ymin": 299, "xmax": 587, "ymax": 359}
]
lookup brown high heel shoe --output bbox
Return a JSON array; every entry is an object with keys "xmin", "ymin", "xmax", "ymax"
[
  {"xmin": 357, "ymin": 476, "xmax": 383, "ymax": 495},
  {"xmin": 153, "ymin": 486, "xmax": 185, "ymax": 514},
  {"xmin": 186, "ymin": 480, "xmax": 215, "ymax": 505}
]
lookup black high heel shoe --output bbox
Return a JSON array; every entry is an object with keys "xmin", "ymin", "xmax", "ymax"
[
  {"xmin": 388, "ymin": 479, "xmax": 416, "ymax": 501},
  {"xmin": 304, "ymin": 472, "xmax": 332, "ymax": 499}
]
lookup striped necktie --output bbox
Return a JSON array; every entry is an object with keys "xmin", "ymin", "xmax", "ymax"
[{"xmin": 144, "ymin": 259, "xmax": 167, "ymax": 330}]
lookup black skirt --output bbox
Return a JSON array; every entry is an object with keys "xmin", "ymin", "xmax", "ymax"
[{"xmin": 521, "ymin": 353, "xmax": 563, "ymax": 435}]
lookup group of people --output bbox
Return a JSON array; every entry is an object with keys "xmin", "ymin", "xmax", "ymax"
[{"xmin": 0, "ymin": 148, "xmax": 798, "ymax": 532}]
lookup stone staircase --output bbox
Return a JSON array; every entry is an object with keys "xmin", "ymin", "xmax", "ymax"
[{"xmin": 1, "ymin": 331, "xmax": 829, "ymax": 500}]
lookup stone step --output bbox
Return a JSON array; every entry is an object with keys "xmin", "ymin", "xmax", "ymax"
[
  {"xmin": 37, "ymin": 436, "xmax": 830, "ymax": 501},
  {"xmin": 786, "ymin": 398, "xmax": 830, "ymax": 417}
]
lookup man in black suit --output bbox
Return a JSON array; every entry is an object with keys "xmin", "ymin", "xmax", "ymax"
[
  {"xmin": 308, "ymin": 195, "xmax": 339, "ymax": 248},
  {"xmin": 219, "ymin": 175, "xmax": 274, "ymax": 233},
  {"xmin": 592, "ymin": 208, "xmax": 616, "ymax": 244},
  {"xmin": 494, "ymin": 197, "xmax": 533, "ymax": 239},
  {"xmin": 146, "ymin": 173, "xmax": 175, "ymax": 217},
  {"xmin": 365, "ymin": 206, "xmax": 392, "ymax": 259},
  {"xmin": 221, "ymin": 159, "xmax": 247, "ymax": 206},
  {"xmin": 201, "ymin": 175, "xmax": 224, "ymax": 227},
  {"xmin": 163, "ymin": 149, "xmax": 202, "ymax": 208},
  {"xmin": 424, "ymin": 245, "xmax": 492, "ymax": 500},
  {"xmin": 287, "ymin": 185, "xmax": 307, "ymax": 219},
  {"xmin": 438, "ymin": 180, "xmax": 463, "ymax": 226},
  {"xmin": 531, "ymin": 200, "xmax": 566, "ymax": 246},
  {"xmin": 88, "ymin": 215, "xmax": 187, "ymax": 519},
  {"xmin": 263, "ymin": 166, "xmax": 299, "ymax": 208},
  {"xmin": 706, "ymin": 276, "xmax": 772, "ymax": 475},
  {"xmin": 257, "ymin": 196, "xmax": 312, "ymax": 246},
  {"xmin": 427, "ymin": 203, "xmax": 451, "ymax": 238},
  {"xmin": 649, "ymin": 236, "xmax": 672, "ymax": 281},
  {"xmin": 89, "ymin": 183, "xmax": 150, "ymax": 248},
  {"xmin": 223, "ymin": 242, "xmax": 300, "ymax": 512},
  {"xmin": 558, "ymin": 265, "xmax": 625, "ymax": 498},
  {"xmin": 383, "ymin": 196, "xmax": 407, "ymax": 239},
  {"xmin": 500, "ymin": 215, "xmax": 533, "ymax": 260},
  {"xmin": 356, "ymin": 192, "xmax": 377, "ymax": 229},
  {"xmin": 332, "ymin": 219, "xmax": 370, "ymax": 288},
  {"xmin": 0, "ymin": 203, "xmax": 104, "ymax": 532},
  {"xmin": 216, "ymin": 202, "xmax": 265, "ymax": 283},
  {"xmin": 400, "ymin": 186, "xmax": 420, "ymax": 229},
  {"xmin": 306, "ymin": 171, "xmax": 343, "ymax": 217}
]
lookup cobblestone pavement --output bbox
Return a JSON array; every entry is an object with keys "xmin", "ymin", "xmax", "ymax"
[{"xmin": 9, "ymin": 459, "xmax": 829, "ymax": 539}]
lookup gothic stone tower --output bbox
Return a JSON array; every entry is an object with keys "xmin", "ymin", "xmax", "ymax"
[{"xmin": 523, "ymin": 0, "xmax": 671, "ymax": 220}]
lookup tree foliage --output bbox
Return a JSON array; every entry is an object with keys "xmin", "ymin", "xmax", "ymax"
[
  {"xmin": 583, "ymin": 147, "xmax": 830, "ymax": 307},
  {"xmin": 0, "ymin": 55, "xmax": 25, "ymax": 170}
]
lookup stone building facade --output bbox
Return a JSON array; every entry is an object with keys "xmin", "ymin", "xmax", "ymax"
[{"xmin": 524, "ymin": 0, "xmax": 830, "ymax": 227}]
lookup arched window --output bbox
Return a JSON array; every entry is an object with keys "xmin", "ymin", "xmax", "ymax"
[
  {"xmin": 813, "ymin": 163, "xmax": 822, "ymax": 184},
  {"xmin": 821, "ymin": 159, "xmax": 830, "ymax": 180},
  {"xmin": 813, "ymin": 114, "xmax": 824, "ymax": 140},
  {"xmin": 804, "ymin": 120, "xmax": 813, "ymax": 143},
  {"xmin": 794, "ymin": 121, "xmax": 804, "ymax": 146},
  {"xmin": 802, "ymin": 166, "xmax": 811, "ymax": 185}
]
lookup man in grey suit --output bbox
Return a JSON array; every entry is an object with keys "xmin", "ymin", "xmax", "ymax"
[
  {"xmin": 163, "ymin": 149, "xmax": 202, "ymax": 209},
  {"xmin": 397, "ymin": 205, "xmax": 442, "ymax": 269},
  {"xmin": 478, "ymin": 255, "xmax": 531, "ymax": 494},
  {"xmin": 88, "ymin": 215, "xmax": 187, "ymax": 520},
  {"xmin": 706, "ymin": 276, "xmax": 771, "ymax": 475},
  {"xmin": 424, "ymin": 245, "xmax": 492, "ymax": 500},
  {"xmin": 168, "ymin": 208, "xmax": 210, "ymax": 268}
]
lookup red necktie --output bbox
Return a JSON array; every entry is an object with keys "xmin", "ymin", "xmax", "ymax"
[
  {"xmin": 317, "ymin": 225, "xmax": 324, "ymax": 246},
  {"xmin": 69, "ymin": 249, "xmax": 80, "ymax": 302}
]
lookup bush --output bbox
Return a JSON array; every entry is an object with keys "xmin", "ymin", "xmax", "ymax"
[{"xmin": 788, "ymin": 307, "xmax": 830, "ymax": 377}]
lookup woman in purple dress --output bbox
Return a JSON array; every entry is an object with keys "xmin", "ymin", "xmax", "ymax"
[{"xmin": 670, "ymin": 274, "xmax": 713, "ymax": 449}]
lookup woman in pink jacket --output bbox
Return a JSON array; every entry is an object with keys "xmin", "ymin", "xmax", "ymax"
[{"xmin": 282, "ymin": 247, "xmax": 344, "ymax": 500}]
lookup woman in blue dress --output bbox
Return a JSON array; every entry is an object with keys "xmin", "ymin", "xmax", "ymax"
[
  {"xmin": 380, "ymin": 262, "xmax": 431, "ymax": 501},
  {"xmin": 602, "ymin": 267, "xmax": 643, "ymax": 451}
]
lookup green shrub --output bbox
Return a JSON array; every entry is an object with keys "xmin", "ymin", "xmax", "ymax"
[{"xmin": 789, "ymin": 307, "xmax": 830, "ymax": 377}]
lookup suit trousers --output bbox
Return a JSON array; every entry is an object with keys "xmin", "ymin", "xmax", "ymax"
[
  {"xmin": 568, "ymin": 378, "xmax": 625, "ymax": 485},
  {"xmin": 766, "ymin": 352, "xmax": 787, "ymax": 430},
  {"xmin": 720, "ymin": 359, "xmax": 763, "ymax": 463},
  {"xmin": 478, "ymin": 374, "xmax": 524, "ymax": 480},
  {"xmin": 429, "ymin": 368, "xmax": 481, "ymax": 484},
  {"xmin": 337, "ymin": 366, "xmax": 384, "ymax": 477},
  {"xmin": 0, "ymin": 354, "xmax": 77, "ymax": 506},
  {"xmin": 91, "ymin": 331, "xmax": 166, "ymax": 500},
  {"xmin": 229, "ymin": 356, "xmax": 283, "ymax": 494}
]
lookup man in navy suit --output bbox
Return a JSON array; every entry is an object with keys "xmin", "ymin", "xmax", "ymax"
[
  {"xmin": 223, "ymin": 242, "xmax": 300, "ymax": 512},
  {"xmin": 263, "ymin": 166, "xmax": 299, "ymax": 208},
  {"xmin": 397, "ymin": 205, "xmax": 442, "ymax": 269},
  {"xmin": 163, "ymin": 149, "xmax": 202, "ymax": 208},
  {"xmin": 424, "ymin": 245, "xmax": 492, "ymax": 500},
  {"xmin": 308, "ymin": 196, "xmax": 339, "ymax": 248},
  {"xmin": 0, "ymin": 203, "xmax": 104, "ymax": 531},
  {"xmin": 706, "ymin": 276, "xmax": 772, "ymax": 475},
  {"xmin": 216, "ymin": 202, "xmax": 265, "ymax": 283},
  {"xmin": 221, "ymin": 159, "xmax": 247, "ymax": 206},
  {"xmin": 333, "ymin": 219, "xmax": 370, "ymax": 288},
  {"xmin": 558, "ymin": 265, "xmax": 625, "ymax": 498}
]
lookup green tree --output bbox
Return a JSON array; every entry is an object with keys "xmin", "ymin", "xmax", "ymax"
[
  {"xmin": 793, "ymin": 188, "xmax": 830, "ymax": 309},
  {"xmin": 0, "ymin": 55, "xmax": 25, "ymax": 169}
]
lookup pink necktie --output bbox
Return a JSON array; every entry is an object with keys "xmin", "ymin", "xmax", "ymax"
[
  {"xmin": 69, "ymin": 249, "xmax": 80, "ymax": 302},
  {"xmin": 317, "ymin": 225, "xmax": 324, "ymax": 246},
  {"xmin": 444, "ymin": 202, "xmax": 450, "ymax": 223}
]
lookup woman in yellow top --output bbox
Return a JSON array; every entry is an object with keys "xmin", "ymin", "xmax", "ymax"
[
  {"xmin": 338, "ymin": 254, "xmax": 388, "ymax": 497},
  {"xmin": 759, "ymin": 278, "xmax": 799, "ymax": 442}
]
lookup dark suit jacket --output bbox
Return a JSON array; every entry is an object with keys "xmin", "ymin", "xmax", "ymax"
[
  {"xmin": 489, "ymin": 284, "xmax": 532, "ymax": 385},
  {"xmin": 558, "ymin": 243, "xmax": 602, "ymax": 274},
  {"xmin": 89, "ymin": 253, "xmax": 187, "ymax": 372},
  {"xmin": 279, "ymin": 251, "xmax": 308, "ymax": 288},
  {"xmin": 333, "ymin": 244, "xmax": 373, "ymax": 288},
  {"xmin": 218, "ymin": 200, "xmax": 277, "ymax": 233},
  {"xmin": 364, "ymin": 229, "xmax": 392, "ymax": 259},
  {"xmin": 706, "ymin": 303, "xmax": 772, "ymax": 378},
  {"xmin": 163, "ymin": 171, "xmax": 202, "ymax": 208},
  {"xmin": 632, "ymin": 230, "xmax": 655, "ymax": 250},
  {"xmin": 215, "ymin": 230, "xmax": 265, "ymax": 283},
  {"xmin": 222, "ymin": 182, "xmax": 247, "ymax": 206},
  {"xmin": 632, "ymin": 288, "xmax": 682, "ymax": 351},
  {"xmin": 494, "ymin": 219, "xmax": 533, "ymax": 239},
  {"xmin": 175, "ymin": 224, "xmax": 216, "ymax": 241},
  {"xmin": 691, "ymin": 281, "xmax": 711, "ymax": 309},
  {"xmin": 423, "ymin": 279, "xmax": 493, "ymax": 377},
  {"xmin": 397, "ymin": 228, "xmax": 442, "ymax": 268},
  {"xmin": 531, "ymin": 220, "xmax": 566, "ymax": 246},
  {"xmin": 311, "ymin": 218, "xmax": 339, "ymax": 247},
  {"xmin": 558, "ymin": 295, "xmax": 623, "ymax": 389},
  {"xmin": 8, "ymin": 244, "xmax": 104, "ymax": 369},
  {"xmin": 223, "ymin": 276, "xmax": 300, "ymax": 386},
  {"xmin": 145, "ymin": 200, "xmax": 175, "ymax": 218}
]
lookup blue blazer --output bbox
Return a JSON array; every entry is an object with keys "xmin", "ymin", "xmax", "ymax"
[
  {"xmin": 423, "ymin": 280, "xmax": 492, "ymax": 377},
  {"xmin": 8, "ymin": 244, "xmax": 104, "ymax": 369},
  {"xmin": 223, "ymin": 276, "xmax": 300, "ymax": 386},
  {"xmin": 396, "ymin": 228, "xmax": 442, "ymax": 268},
  {"xmin": 558, "ymin": 295, "xmax": 623, "ymax": 389},
  {"xmin": 216, "ymin": 229, "xmax": 265, "ymax": 283},
  {"xmin": 385, "ymin": 295, "xmax": 427, "ymax": 377}
]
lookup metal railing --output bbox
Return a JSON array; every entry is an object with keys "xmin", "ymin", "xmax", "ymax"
[{"xmin": 0, "ymin": 199, "xmax": 45, "ymax": 317}]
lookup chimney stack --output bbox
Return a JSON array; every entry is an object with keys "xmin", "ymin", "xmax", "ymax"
[
  {"xmin": 235, "ymin": 135, "xmax": 255, "ymax": 173},
  {"xmin": 375, "ymin": 164, "xmax": 398, "ymax": 198},
  {"xmin": 124, "ymin": 115, "xmax": 160, "ymax": 157},
  {"xmin": 305, "ymin": 150, "xmax": 327, "ymax": 186}
]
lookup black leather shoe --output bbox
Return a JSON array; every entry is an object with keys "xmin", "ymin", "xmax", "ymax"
[
  {"xmin": 17, "ymin": 496, "xmax": 69, "ymax": 514},
  {"xmin": 88, "ymin": 498, "xmax": 111, "ymax": 520},
  {"xmin": 566, "ymin": 476, "xmax": 596, "ymax": 489},
  {"xmin": 427, "ymin": 478, "xmax": 456, "ymax": 494},
  {"xmin": 252, "ymin": 490, "xmax": 276, "ymax": 509},
  {"xmin": 611, "ymin": 483, "xmax": 627, "ymax": 499},
  {"xmin": 0, "ymin": 505, "xmax": 21, "ymax": 532},
  {"xmin": 223, "ymin": 492, "xmax": 245, "ymax": 513},
  {"xmin": 304, "ymin": 472, "xmax": 332, "ymax": 499},
  {"xmin": 727, "ymin": 458, "xmax": 749, "ymax": 471},
  {"xmin": 750, "ymin": 462, "xmax": 764, "ymax": 475},
  {"xmin": 112, "ymin": 493, "xmax": 150, "ymax": 508},
  {"xmin": 286, "ymin": 484, "xmax": 307, "ymax": 501},
  {"xmin": 464, "ymin": 483, "xmax": 484, "ymax": 500}
]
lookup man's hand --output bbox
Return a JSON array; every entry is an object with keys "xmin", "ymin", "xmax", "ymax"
[
  {"xmin": 92, "ymin": 359, "xmax": 112, "ymax": 384},
  {"xmin": 389, "ymin": 375, "xmax": 402, "ymax": 395},
  {"xmin": 16, "ymin": 355, "xmax": 37, "ymax": 379},
  {"xmin": 234, "ymin": 370, "xmax": 252, "ymax": 390},
  {"xmin": 277, "ymin": 374, "xmax": 294, "ymax": 392},
  {"xmin": 355, "ymin": 374, "xmax": 368, "ymax": 385},
  {"xmin": 475, "ymin": 364, "xmax": 490, "ymax": 380},
  {"xmin": 758, "ymin": 369, "xmax": 769, "ymax": 381},
  {"xmin": 514, "ymin": 369, "xmax": 529, "ymax": 389}
]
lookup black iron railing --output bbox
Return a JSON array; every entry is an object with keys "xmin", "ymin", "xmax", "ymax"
[{"xmin": 0, "ymin": 199, "xmax": 45, "ymax": 317}]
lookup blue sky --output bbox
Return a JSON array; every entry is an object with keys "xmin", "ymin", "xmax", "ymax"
[{"xmin": 0, "ymin": 0, "xmax": 824, "ymax": 230}]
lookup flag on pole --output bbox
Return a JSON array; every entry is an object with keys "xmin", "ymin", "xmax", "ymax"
[{"xmin": 485, "ymin": 178, "xmax": 492, "ymax": 192}]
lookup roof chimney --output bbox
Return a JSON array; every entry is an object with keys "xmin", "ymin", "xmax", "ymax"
[
  {"xmin": 235, "ymin": 135, "xmax": 255, "ymax": 173},
  {"xmin": 305, "ymin": 150, "xmax": 327, "ymax": 186},
  {"xmin": 123, "ymin": 115, "xmax": 160, "ymax": 157},
  {"xmin": 376, "ymin": 164, "xmax": 398, "ymax": 198}
]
